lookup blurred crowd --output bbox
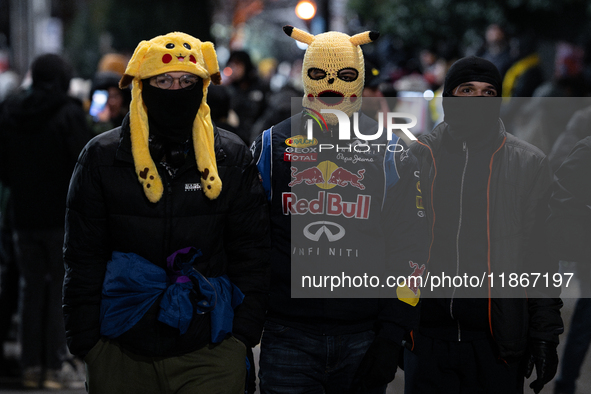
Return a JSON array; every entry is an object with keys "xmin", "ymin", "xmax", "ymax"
[{"xmin": 0, "ymin": 22, "xmax": 590, "ymax": 391}]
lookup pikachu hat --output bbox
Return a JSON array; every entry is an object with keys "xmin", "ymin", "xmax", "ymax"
[
  {"xmin": 283, "ymin": 26, "xmax": 379, "ymax": 125},
  {"xmin": 119, "ymin": 32, "xmax": 222, "ymax": 203}
]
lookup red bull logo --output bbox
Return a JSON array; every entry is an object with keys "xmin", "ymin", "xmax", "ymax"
[
  {"xmin": 328, "ymin": 168, "xmax": 365, "ymax": 190},
  {"xmin": 288, "ymin": 167, "xmax": 325, "ymax": 186},
  {"xmin": 289, "ymin": 161, "xmax": 365, "ymax": 190},
  {"xmin": 282, "ymin": 191, "xmax": 370, "ymax": 219},
  {"xmin": 408, "ymin": 261, "xmax": 426, "ymax": 295}
]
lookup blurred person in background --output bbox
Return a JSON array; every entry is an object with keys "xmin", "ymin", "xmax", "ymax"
[
  {"xmin": 0, "ymin": 180, "xmax": 19, "ymax": 378},
  {"xmin": 502, "ymin": 31, "xmax": 544, "ymax": 100},
  {"xmin": 251, "ymin": 59, "xmax": 304, "ymax": 136},
  {"xmin": 0, "ymin": 48, "xmax": 20, "ymax": 379},
  {"xmin": 499, "ymin": 31, "xmax": 545, "ymax": 132},
  {"xmin": 0, "ymin": 53, "xmax": 92, "ymax": 389},
  {"xmin": 547, "ymin": 120, "xmax": 591, "ymax": 394},
  {"xmin": 419, "ymin": 46, "xmax": 440, "ymax": 90},
  {"xmin": 88, "ymin": 70, "xmax": 131, "ymax": 135},
  {"xmin": 476, "ymin": 23, "xmax": 513, "ymax": 79},
  {"xmin": 224, "ymin": 50, "xmax": 269, "ymax": 145},
  {"xmin": 361, "ymin": 60, "xmax": 394, "ymax": 128},
  {"xmin": 207, "ymin": 83, "xmax": 239, "ymax": 134},
  {"xmin": 548, "ymin": 105, "xmax": 591, "ymax": 172},
  {"xmin": 510, "ymin": 41, "xmax": 591, "ymax": 155},
  {"xmin": 87, "ymin": 53, "xmax": 131, "ymax": 135},
  {"xmin": 427, "ymin": 41, "xmax": 461, "ymax": 127}
]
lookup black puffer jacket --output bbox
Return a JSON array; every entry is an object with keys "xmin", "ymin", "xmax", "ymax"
[
  {"xmin": 63, "ymin": 115, "xmax": 271, "ymax": 357},
  {"xmin": 410, "ymin": 121, "xmax": 563, "ymax": 358}
]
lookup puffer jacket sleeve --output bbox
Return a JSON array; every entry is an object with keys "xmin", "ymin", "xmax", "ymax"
[
  {"xmin": 523, "ymin": 154, "xmax": 563, "ymax": 344},
  {"xmin": 63, "ymin": 137, "xmax": 111, "ymax": 357},
  {"xmin": 547, "ymin": 136, "xmax": 591, "ymax": 263},
  {"xmin": 224, "ymin": 140, "xmax": 271, "ymax": 347}
]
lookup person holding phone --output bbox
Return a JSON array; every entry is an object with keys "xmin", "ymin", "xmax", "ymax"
[{"xmin": 88, "ymin": 70, "xmax": 131, "ymax": 135}]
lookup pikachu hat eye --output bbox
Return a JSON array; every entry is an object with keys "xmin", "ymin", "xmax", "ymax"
[
  {"xmin": 183, "ymin": 43, "xmax": 191, "ymax": 50},
  {"xmin": 166, "ymin": 43, "xmax": 175, "ymax": 49}
]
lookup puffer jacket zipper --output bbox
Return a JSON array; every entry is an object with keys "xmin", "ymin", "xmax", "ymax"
[
  {"xmin": 450, "ymin": 141, "xmax": 468, "ymax": 341},
  {"xmin": 162, "ymin": 168, "xmax": 174, "ymax": 258}
]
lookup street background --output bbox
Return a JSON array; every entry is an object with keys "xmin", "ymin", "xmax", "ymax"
[{"xmin": 2, "ymin": 0, "xmax": 591, "ymax": 392}]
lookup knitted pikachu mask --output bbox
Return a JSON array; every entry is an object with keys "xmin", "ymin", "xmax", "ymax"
[
  {"xmin": 119, "ymin": 32, "xmax": 222, "ymax": 203},
  {"xmin": 283, "ymin": 26, "xmax": 379, "ymax": 125}
]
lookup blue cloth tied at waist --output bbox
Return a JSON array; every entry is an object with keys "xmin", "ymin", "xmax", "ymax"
[{"xmin": 100, "ymin": 247, "xmax": 244, "ymax": 343}]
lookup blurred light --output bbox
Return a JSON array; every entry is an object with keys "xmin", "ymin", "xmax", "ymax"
[
  {"xmin": 223, "ymin": 67, "xmax": 233, "ymax": 77},
  {"xmin": 296, "ymin": 41, "xmax": 309, "ymax": 50},
  {"xmin": 423, "ymin": 90, "xmax": 435, "ymax": 101},
  {"xmin": 295, "ymin": 1, "xmax": 316, "ymax": 20},
  {"xmin": 211, "ymin": 23, "xmax": 230, "ymax": 40}
]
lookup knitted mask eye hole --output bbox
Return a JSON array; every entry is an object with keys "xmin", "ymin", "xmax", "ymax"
[
  {"xmin": 166, "ymin": 43, "xmax": 175, "ymax": 49},
  {"xmin": 183, "ymin": 43, "xmax": 191, "ymax": 50},
  {"xmin": 337, "ymin": 68, "xmax": 359, "ymax": 82},
  {"xmin": 308, "ymin": 68, "xmax": 326, "ymax": 80}
]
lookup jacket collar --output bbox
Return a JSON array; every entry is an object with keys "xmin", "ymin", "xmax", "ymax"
[
  {"xmin": 115, "ymin": 113, "xmax": 226, "ymax": 165},
  {"xmin": 412, "ymin": 119, "xmax": 507, "ymax": 158}
]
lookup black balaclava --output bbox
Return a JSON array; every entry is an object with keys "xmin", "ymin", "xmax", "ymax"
[
  {"xmin": 141, "ymin": 77, "xmax": 204, "ymax": 144},
  {"xmin": 442, "ymin": 56, "xmax": 503, "ymax": 142}
]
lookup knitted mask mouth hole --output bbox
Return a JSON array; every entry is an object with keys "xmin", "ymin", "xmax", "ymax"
[{"xmin": 317, "ymin": 90, "xmax": 344, "ymax": 105}]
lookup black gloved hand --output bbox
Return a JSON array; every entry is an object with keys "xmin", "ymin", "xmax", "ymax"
[
  {"xmin": 349, "ymin": 336, "xmax": 401, "ymax": 393},
  {"xmin": 524, "ymin": 340, "xmax": 559, "ymax": 394}
]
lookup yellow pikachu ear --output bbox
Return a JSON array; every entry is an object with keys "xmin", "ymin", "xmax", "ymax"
[
  {"xmin": 350, "ymin": 31, "xmax": 380, "ymax": 46},
  {"xmin": 283, "ymin": 25, "xmax": 314, "ymax": 45},
  {"xmin": 119, "ymin": 40, "xmax": 151, "ymax": 88},
  {"xmin": 201, "ymin": 41, "xmax": 221, "ymax": 85}
]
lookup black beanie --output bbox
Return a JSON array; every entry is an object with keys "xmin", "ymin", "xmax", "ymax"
[
  {"xmin": 31, "ymin": 53, "xmax": 73, "ymax": 93},
  {"xmin": 443, "ymin": 56, "xmax": 502, "ymax": 97}
]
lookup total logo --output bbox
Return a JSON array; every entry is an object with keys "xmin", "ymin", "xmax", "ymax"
[{"xmin": 288, "ymin": 161, "xmax": 365, "ymax": 190}]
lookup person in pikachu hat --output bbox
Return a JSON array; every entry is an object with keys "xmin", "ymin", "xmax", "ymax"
[
  {"xmin": 62, "ymin": 32, "xmax": 271, "ymax": 393},
  {"xmin": 251, "ymin": 26, "xmax": 428, "ymax": 393}
]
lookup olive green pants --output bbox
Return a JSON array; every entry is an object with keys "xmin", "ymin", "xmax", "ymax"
[{"xmin": 84, "ymin": 337, "xmax": 246, "ymax": 394}]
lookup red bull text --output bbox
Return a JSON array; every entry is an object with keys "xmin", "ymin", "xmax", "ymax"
[{"xmin": 282, "ymin": 191, "xmax": 371, "ymax": 219}]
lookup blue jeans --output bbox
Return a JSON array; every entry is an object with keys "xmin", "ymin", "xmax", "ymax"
[
  {"xmin": 258, "ymin": 320, "xmax": 386, "ymax": 394},
  {"xmin": 554, "ymin": 262, "xmax": 591, "ymax": 394}
]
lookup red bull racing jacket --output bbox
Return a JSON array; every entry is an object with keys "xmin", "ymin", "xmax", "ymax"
[{"xmin": 251, "ymin": 111, "xmax": 428, "ymax": 344}]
